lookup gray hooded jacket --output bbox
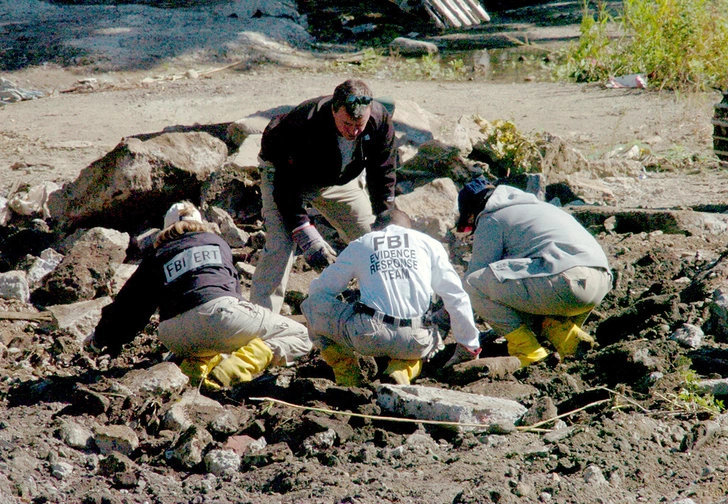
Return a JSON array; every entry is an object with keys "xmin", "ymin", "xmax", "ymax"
[{"xmin": 467, "ymin": 185, "xmax": 611, "ymax": 281}]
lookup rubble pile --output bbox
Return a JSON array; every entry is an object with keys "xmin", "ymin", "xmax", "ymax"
[{"xmin": 2, "ymin": 99, "xmax": 728, "ymax": 503}]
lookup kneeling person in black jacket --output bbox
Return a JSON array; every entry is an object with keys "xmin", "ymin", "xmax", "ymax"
[{"xmin": 85, "ymin": 201, "xmax": 312, "ymax": 389}]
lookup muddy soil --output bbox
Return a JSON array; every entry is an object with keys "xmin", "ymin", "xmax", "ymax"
[{"xmin": 2, "ymin": 1, "xmax": 728, "ymax": 504}]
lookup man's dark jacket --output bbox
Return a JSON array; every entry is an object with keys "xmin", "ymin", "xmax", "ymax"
[{"xmin": 260, "ymin": 95, "xmax": 397, "ymax": 232}]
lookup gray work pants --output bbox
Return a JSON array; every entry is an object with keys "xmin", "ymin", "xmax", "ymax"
[
  {"xmin": 250, "ymin": 162, "xmax": 375, "ymax": 314},
  {"xmin": 301, "ymin": 292, "xmax": 441, "ymax": 360},
  {"xmin": 158, "ymin": 296, "xmax": 312, "ymax": 366},
  {"xmin": 465, "ymin": 266, "xmax": 612, "ymax": 336}
]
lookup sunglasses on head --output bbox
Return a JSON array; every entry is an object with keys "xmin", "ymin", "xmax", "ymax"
[{"xmin": 346, "ymin": 95, "xmax": 373, "ymax": 106}]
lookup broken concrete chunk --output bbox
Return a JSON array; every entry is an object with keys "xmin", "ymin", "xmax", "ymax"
[
  {"xmin": 121, "ymin": 362, "xmax": 190, "ymax": 398},
  {"xmin": 669, "ymin": 323, "xmax": 704, "ymax": 349},
  {"xmin": 0, "ymin": 271, "xmax": 30, "ymax": 302},
  {"xmin": 376, "ymin": 384, "xmax": 526, "ymax": 432},
  {"xmin": 26, "ymin": 248, "xmax": 64, "ymax": 290},
  {"xmin": 31, "ymin": 227, "xmax": 129, "ymax": 306},
  {"xmin": 94, "ymin": 425, "xmax": 140, "ymax": 456},
  {"xmin": 204, "ymin": 449, "xmax": 241, "ymax": 477},
  {"xmin": 206, "ymin": 206, "xmax": 250, "ymax": 248},
  {"xmin": 229, "ymin": 134, "xmax": 263, "ymax": 169},
  {"xmin": 45, "ymin": 297, "xmax": 113, "ymax": 343},
  {"xmin": 161, "ymin": 389, "xmax": 225, "ymax": 431},
  {"xmin": 166, "ymin": 426, "xmax": 214, "ymax": 469}
]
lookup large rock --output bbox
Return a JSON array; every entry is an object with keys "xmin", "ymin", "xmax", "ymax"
[
  {"xmin": 570, "ymin": 207, "xmax": 728, "ymax": 237},
  {"xmin": 395, "ymin": 177, "xmax": 459, "ymax": 240},
  {"xmin": 391, "ymin": 99, "xmax": 436, "ymax": 147},
  {"xmin": 45, "ymin": 297, "xmax": 113, "ymax": 343},
  {"xmin": 47, "ymin": 132, "xmax": 228, "ymax": 233},
  {"xmin": 376, "ymin": 384, "xmax": 527, "ymax": 432},
  {"xmin": 389, "ymin": 37, "xmax": 439, "ymax": 57},
  {"xmin": 31, "ymin": 228, "xmax": 129, "ymax": 306},
  {"xmin": 200, "ymin": 164, "xmax": 261, "ymax": 225},
  {"xmin": 399, "ymin": 140, "xmax": 473, "ymax": 187}
]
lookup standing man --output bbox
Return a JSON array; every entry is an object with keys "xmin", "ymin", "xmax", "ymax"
[
  {"xmin": 453, "ymin": 178, "xmax": 613, "ymax": 367},
  {"xmin": 302, "ymin": 209, "xmax": 482, "ymax": 386},
  {"xmin": 251, "ymin": 79, "xmax": 397, "ymax": 314}
]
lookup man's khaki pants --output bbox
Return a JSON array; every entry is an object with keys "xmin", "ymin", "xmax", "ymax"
[
  {"xmin": 301, "ymin": 293, "xmax": 441, "ymax": 360},
  {"xmin": 251, "ymin": 164, "xmax": 374, "ymax": 314},
  {"xmin": 465, "ymin": 265, "xmax": 612, "ymax": 336},
  {"xmin": 158, "ymin": 296, "xmax": 312, "ymax": 366}
]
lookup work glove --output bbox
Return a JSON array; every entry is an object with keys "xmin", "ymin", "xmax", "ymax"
[
  {"xmin": 443, "ymin": 343, "xmax": 481, "ymax": 368},
  {"xmin": 83, "ymin": 331, "xmax": 104, "ymax": 354},
  {"xmin": 292, "ymin": 224, "xmax": 337, "ymax": 272},
  {"xmin": 83, "ymin": 331, "xmax": 123, "ymax": 357}
]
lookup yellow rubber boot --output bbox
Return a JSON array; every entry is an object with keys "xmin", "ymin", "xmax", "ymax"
[
  {"xmin": 320, "ymin": 343, "xmax": 364, "ymax": 387},
  {"xmin": 179, "ymin": 354, "xmax": 225, "ymax": 390},
  {"xmin": 542, "ymin": 317, "xmax": 595, "ymax": 357},
  {"xmin": 504, "ymin": 325, "xmax": 549, "ymax": 367},
  {"xmin": 208, "ymin": 338, "xmax": 274, "ymax": 388},
  {"xmin": 384, "ymin": 359, "xmax": 422, "ymax": 385}
]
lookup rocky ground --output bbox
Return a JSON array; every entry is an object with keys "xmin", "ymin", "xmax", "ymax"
[{"xmin": 3, "ymin": 1, "xmax": 728, "ymax": 504}]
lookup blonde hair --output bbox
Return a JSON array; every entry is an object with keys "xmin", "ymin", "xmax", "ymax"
[
  {"xmin": 155, "ymin": 220, "xmax": 214, "ymax": 248},
  {"xmin": 156, "ymin": 200, "xmax": 213, "ymax": 248}
]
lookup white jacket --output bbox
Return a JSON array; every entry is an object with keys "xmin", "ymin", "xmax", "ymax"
[{"xmin": 308, "ymin": 224, "xmax": 481, "ymax": 350}]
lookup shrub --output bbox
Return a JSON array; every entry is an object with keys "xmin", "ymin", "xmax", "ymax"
[{"xmin": 555, "ymin": 0, "xmax": 728, "ymax": 92}]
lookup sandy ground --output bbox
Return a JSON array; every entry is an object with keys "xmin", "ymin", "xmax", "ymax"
[
  {"xmin": 3, "ymin": 2, "xmax": 728, "ymax": 504},
  {"xmin": 2, "ymin": 0, "xmax": 725, "ymax": 207},
  {"xmin": 2, "ymin": 65, "xmax": 724, "ymax": 207}
]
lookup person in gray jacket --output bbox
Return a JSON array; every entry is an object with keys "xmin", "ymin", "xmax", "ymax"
[{"xmin": 452, "ymin": 178, "xmax": 612, "ymax": 367}]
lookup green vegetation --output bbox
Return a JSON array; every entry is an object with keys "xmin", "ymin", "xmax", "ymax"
[
  {"xmin": 474, "ymin": 117, "xmax": 543, "ymax": 176},
  {"xmin": 677, "ymin": 368, "xmax": 725, "ymax": 415},
  {"xmin": 666, "ymin": 358, "xmax": 726, "ymax": 415},
  {"xmin": 555, "ymin": 0, "xmax": 728, "ymax": 92},
  {"xmin": 329, "ymin": 48, "xmax": 469, "ymax": 81}
]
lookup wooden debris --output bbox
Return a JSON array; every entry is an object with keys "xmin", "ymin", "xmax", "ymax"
[
  {"xmin": 421, "ymin": 0, "xmax": 490, "ymax": 29},
  {"xmin": 0, "ymin": 311, "xmax": 53, "ymax": 322}
]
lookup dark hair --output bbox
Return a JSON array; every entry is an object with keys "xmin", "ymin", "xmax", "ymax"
[
  {"xmin": 331, "ymin": 79, "xmax": 373, "ymax": 119},
  {"xmin": 372, "ymin": 209, "xmax": 411, "ymax": 231},
  {"xmin": 456, "ymin": 177, "xmax": 497, "ymax": 233}
]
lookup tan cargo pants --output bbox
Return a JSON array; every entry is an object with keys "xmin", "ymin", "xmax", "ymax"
[
  {"xmin": 158, "ymin": 296, "xmax": 312, "ymax": 366},
  {"xmin": 465, "ymin": 265, "xmax": 612, "ymax": 336},
  {"xmin": 250, "ymin": 162, "xmax": 375, "ymax": 314},
  {"xmin": 301, "ymin": 293, "xmax": 441, "ymax": 360}
]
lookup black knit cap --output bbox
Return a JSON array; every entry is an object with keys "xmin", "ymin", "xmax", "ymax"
[{"xmin": 457, "ymin": 176, "xmax": 496, "ymax": 233}]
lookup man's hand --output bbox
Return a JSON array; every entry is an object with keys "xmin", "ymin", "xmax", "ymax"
[
  {"xmin": 444, "ymin": 343, "xmax": 481, "ymax": 368},
  {"xmin": 83, "ymin": 331, "xmax": 123, "ymax": 357},
  {"xmin": 292, "ymin": 224, "xmax": 337, "ymax": 272},
  {"xmin": 83, "ymin": 331, "xmax": 104, "ymax": 354}
]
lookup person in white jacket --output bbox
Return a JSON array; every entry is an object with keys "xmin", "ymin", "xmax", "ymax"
[
  {"xmin": 457, "ymin": 178, "xmax": 613, "ymax": 367},
  {"xmin": 301, "ymin": 209, "xmax": 481, "ymax": 385}
]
